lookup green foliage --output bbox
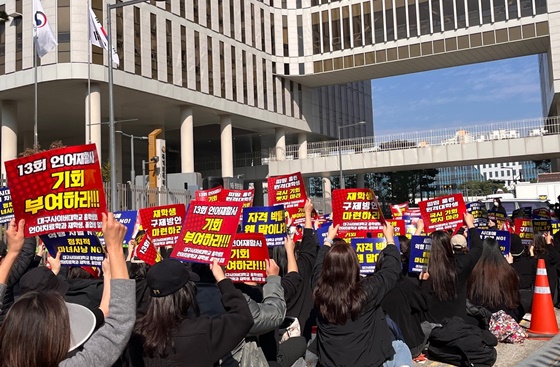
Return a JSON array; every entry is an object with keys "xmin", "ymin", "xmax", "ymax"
[{"xmin": 101, "ymin": 161, "xmax": 111, "ymax": 183}]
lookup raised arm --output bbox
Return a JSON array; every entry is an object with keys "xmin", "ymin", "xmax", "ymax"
[
  {"xmin": 461, "ymin": 213, "xmax": 483, "ymax": 275},
  {"xmin": 312, "ymin": 224, "xmax": 339, "ymax": 289},
  {"xmin": 0, "ymin": 219, "xmax": 26, "ymax": 307}
]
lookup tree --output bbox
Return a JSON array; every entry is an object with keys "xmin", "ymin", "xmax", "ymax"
[{"xmin": 534, "ymin": 159, "xmax": 551, "ymax": 174}]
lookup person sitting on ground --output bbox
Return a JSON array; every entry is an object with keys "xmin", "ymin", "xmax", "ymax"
[
  {"xmin": 0, "ymin": 213, "xmax": 136, "ymax": 367},
  {"xmin": 125, "ymin": 258, "xmax": 254, "ymax": 367},
  {"xmin": 468, "ymin": 238, "xmax": 524, "ymax": 322},
  {"xmin": 313, "ymin": 223, "xmax": 412, "ymax": 367},
  {"xmin": 419, "ymin": 213, "xmax": 483, "ymax": 325}
]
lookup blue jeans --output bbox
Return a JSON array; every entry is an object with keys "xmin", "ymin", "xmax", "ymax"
[{"xmin": 383, "ymin": 340, "xmax": 413, "ymax": 367}]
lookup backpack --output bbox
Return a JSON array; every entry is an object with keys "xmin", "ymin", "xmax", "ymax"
[{"xmin": 428, "ymin": 316, "xmax": 498, "ymax": 367}]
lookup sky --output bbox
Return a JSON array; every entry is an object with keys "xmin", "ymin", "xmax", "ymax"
[{"xmin": 371, "ymin": 55, "xmax": 543, "ymax": 136}]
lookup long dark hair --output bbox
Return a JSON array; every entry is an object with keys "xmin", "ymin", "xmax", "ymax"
[
  {"xmin": 468, "ymin": 238, "xmax": 520, "ymax": 309},
  {"xmin": 0, "ymin": 291, "xmax": 71, "ymax": 367},
  {"xmin": 428, "ymin": 231, "xmax": 457, "ymax": 302},
  {"xmin": 533, "ymin": 231, "xmax": 549, "ymax": 258},
  {"xmin": 313, "ymin": 244, "xmax": 367, "ymax": 325},
  {"xmin": 133, "ymin": 282, "xmax": 199, "ymax": 358}
]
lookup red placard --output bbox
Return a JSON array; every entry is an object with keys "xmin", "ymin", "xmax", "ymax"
[
  {"xmin": 515, "ymin": 218, "xmax": 534, "ymax": 246},
  {"xmin": 195, "ymin": 186, "xmax": 222, "ymax": 202},
  {"xmin": 332, "ymin": 188, "xmax": 385, "ymax": 238},
  {"xmin": 391, "ymin": 203, "xmax": 409, "ymax": 220},
  {"xmin": 267, "ymin": 172, "xmax": 307, "ymax": 210},
  {"xmin": 134, "ymin": 230, "xmax": 162, "ymax": 266},
  {"xmin": 139, "ymin": 204, "xmax": 186, "ymax": 247},
  {"xmin": 218, "ymin": 188, "xmax": 254, "ymax": 208},
  {"xmin": 225, "ymin": 233, "xmax": 269, "ymax": 283},
  {"xmin": 171, "ymin": 201, "xmax": 243, "ymax": 265},
  {"xmin": 418, "ymin": 194, "xmax": 467, "ymax": 233},
  {"xmin": 4, "ymin": 144, "xmax": 106, "ymax": 237}
]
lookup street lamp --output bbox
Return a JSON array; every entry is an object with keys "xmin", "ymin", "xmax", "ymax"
[
  {"xmin": 107, "ymin": 0, "xmax": 167, "ymax": 212},
  {"xmin": 115, "ymin": 130, "xmax": 148, "ymax": 185},
  {"xmin": 337, "ymin": 121, "xmax": 366, "ymax": 189}
]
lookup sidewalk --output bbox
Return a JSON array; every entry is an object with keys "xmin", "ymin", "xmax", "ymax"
[{"xmin": 413, "ymin": 309, "xmax": 560, "ymax": 367}]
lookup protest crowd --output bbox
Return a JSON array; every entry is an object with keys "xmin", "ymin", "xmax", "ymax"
[{"xmin": 0, "ymin": 144, "xmax": 559, "ymax": 367}]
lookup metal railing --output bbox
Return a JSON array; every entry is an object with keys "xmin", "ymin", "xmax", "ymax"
[
  {"xmin": 196, "ymin": 150, "xmax": 270, "ymax": 171},
  {"xmin": 270, "ymin": 116, "xmax": 560, "ymax": 161},
  {"xmin": 104, "ymin": 183, "xmax": 192, "ymax": 211}
]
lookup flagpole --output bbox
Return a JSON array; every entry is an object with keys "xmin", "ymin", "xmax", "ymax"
[
  {"xmin": 34, "ymin": 37, "xmax": 38, "ymax": 150},
  {"xmin": 87, "ymin": 0, "xmax": 92, "ymax": 144}
]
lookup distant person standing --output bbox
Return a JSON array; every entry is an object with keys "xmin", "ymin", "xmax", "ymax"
[
  {"xmin": 553, "ymin": 195, "xmax": 560, "ymax": 219},
  {"xmin": 489, "ymin": 198, "xmax": 507, "ymax": 218}
]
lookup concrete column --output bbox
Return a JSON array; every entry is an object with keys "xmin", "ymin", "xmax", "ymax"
[
  {"xmin": 298, "ymin": 132, "xmax": 307, "ymax": 159},
  {"xmin": 85, "ymin": 83, "xmax": 102, "ymax": 161},
  {"xmin": 115, "ymin": 123, "xmax": 123, "ymax": 184},
  {"xmin": 322, "ymin": 177, "xmax": 332, "ymax": 214},
  {"xmin": 180, "ymin": 106, "xmax": 194, "ymax": 173},
  {"xmin": 220, "ymin": 115, "xmax": 234, "ymax": 177},
  {"xmin": 275, "ymin": 128, "xmax": 286, "ymax": 161},
  {"xmin": 357, "ymin": 173, "xmax": 365, "ymax": 188},
  {"xmin": 1, "ymin": 101, "xmax": 17, "ymax": 182}
]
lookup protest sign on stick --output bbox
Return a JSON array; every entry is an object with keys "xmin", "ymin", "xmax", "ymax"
[
  {"xmin": 419, "ymin": 194, "xmax": 466, "ymax": 233},
  {"xmin": 195, "ymin": 186, "xmax": 222, "ymax": 202},
  {"xmin": 332, "ymin": 188, "xmax": 384, "ymax": 239},
  {"xmin": 268, "ymin": 172, "xmax": 307, "ymax": 223},
  {"xmin": 515, "ymin": 219, "xmax": 534, "ymax": 246},
  {"xmin": 225, "ymin": 233, "xmax": 269, "ymax": 283},
  {"xmin": 408, "ymin": 236, "xmax": 431, "ymax": 273},
  {"xmin": 466, "ymin": 201, "xmax": 489, "ymax": 229},
  {"xmin": 5, "ymin": 144, "xmax": 106, "ymax": 236},
  {"xmin": 171, "ymin": 201, "xmax": 243, "ymax": 265},
  {"xmin": 41, "ymin": 231, "xmax": 105, "ymax": 267},
  {"xmin": 218, "ymin": 188, "xmax": 254, "ymax": 208},
  {"xmin": 351, "ymin": 237, "xmax": 401, "ymax": 274},
  {"xmin": 242, "ymin": 205, "xmax": 286, "ymax": 247},
  {"xmin": 98, "ymin": 210, "xmax": 138, "ymax": 246},
  {"xmin": 139, "ymin": 204, "xmax": 186, "ymax": 247},
  {"xmin": 478, "ymin": 229, "xmax": 511, "ymax": 255}
]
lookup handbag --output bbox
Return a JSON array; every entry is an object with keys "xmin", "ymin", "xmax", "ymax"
[
  {"xmin": 279, "ymin": 316, "xmax": 301, "ymax": 344},
  {"xmin": 240, "ymin": 339, "xmax": 269, "ymax": 367}
]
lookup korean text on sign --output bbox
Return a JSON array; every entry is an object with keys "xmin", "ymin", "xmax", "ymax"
[
  {"xmin": 514, "ymin": 219, "xmax": 534, "ymax": 246},
  {"xmin": 418, "ymin": 194, "xmax": 466, "ymax": 233},
  {"xmin": 139, "ymin": 204, "xmax": 186, "ymax": 248},
  {"xmin": 267, "ymin": 172, "xmax": 307, "ymax": 210},
  {"xmin": 218, "ymin": 188, "xmax": 254, "ymax": 208},
  {"xmin": 0, "ymin": 187, "xmax": 14, "ymax": 224},
  {"xmin": 332, "ymin": 188, "xmax": 384, "ymax": 238},
  {"xmin": 4, "ymin": 144, "xmax": 106, "ymax": 237},
  {"xmin": 40, "ymin": 231, "xmax": 105, "ymax": 267},
  {"xmin": 225, "ymin": 233, "xmax": 269, "ymax": 284},
  {"xmin": 171, "ymin": 201, "xmax": 243, "ymax": 265},
  {"xmin": 408, "ymin": 236, "xmax": 431, "ymax": 273},
  {"xmin": 352, "ymin": 237, "xmax": 401, "ymax": 274},
  {"xmin": 478, "ymin": 229, "xmax": 511, "ymax": 255},
  {"xmin": 242, "ymin": 205, "xmax": 286, "ymax": 247}
]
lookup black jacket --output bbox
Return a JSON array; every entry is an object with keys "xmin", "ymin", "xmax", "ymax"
[
  {"xmin": 313, "ymin": 244, "xmax": 401, "ymax": 367},
  {"xmin": 421, "ymin": 227, "xmax": 483, "ymax": 324},
  {"xmin": 0, "ymin": 237, "xmax": 36, "ymax": 323},
  {"xmin": 126, "ymin": 279, "xmax": 254, "ymax": 367},
  {"xmin": 281, "ymin": 227, "xmax": 318, "ymax": 339}
]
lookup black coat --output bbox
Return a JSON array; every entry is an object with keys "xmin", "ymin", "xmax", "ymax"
[{"xmin": 313, "ymin": 244, "xmax": 401, "ymax": 367}]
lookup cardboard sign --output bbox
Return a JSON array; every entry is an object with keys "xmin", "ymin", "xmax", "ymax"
[
  {"xmin": 133, "ymin": 230, "xmax": 162, "ymax": 266},
  {"xmin": 218, "ymin": 188, "xmax": 254, "ymax": 208},
  {"xmin": 352, "ymin": 237, "xmax": 401, "ymax": 274},
  {"xmin": 466, "ymin": 202, "xmax": 489, "ymax": 229},
  {"xmin": 391, "ymin": 203, "xmax": 409, "ymax": 220},
  {"xmin": 41, "ymin": 231, "xmax": 105, "ymax": 267},
  {"xmin": 139, "ymin": 204, "xmax": 186, "ymax": 247},
  {"xmin": 0, "ymin": 187, "xmax": 14, "ymax": 224},
  {"xmin": 98, "ymin": 210, "xmax": 138, "ymax": 246},
  {"xmin": 478, "ymin": 229, "xmax": 511, "ymax": 255},
  {"xmin": 171, "ymin": 201, "xmax": 243, "ymax": 265},
  {"xmin": 5, "ymin": 144, "xmax": 106, "ymax": 236},
  {"xmin": 512, "ymin": 207, "xmax": 532, "ymax": 219},
  {"xmin": 242, "ymin": 205, "xmax": 286, "ymax": 247},
  {"xmin": 515, "ymin": 218, "xmax": 533, "ymax": 246},
  {"xmin": 332, "ymin": 188, "xmax": 384, "ymax": 238},
  {"xmin": 267, "ymin": 172, "xmax": 307, "ymax": 215},
  {"xmin": 408, "ymin": 236, "xmax": 431, "ymax": 273},
  {"xmin": 195, "ymin": 186, "xmax": 222, "ymax": 202},
  {"xmin": 225, "ymin": 233, "xmax": 269, "ymax": 283},
  {"xmin": 419, "ymin": 194, "xmax": 466, "ymax": 233}
]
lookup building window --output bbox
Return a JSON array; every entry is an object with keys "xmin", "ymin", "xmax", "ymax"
[
  {"xmin": 219, "ymin": 0, "xmax": 224, "ymax": 33},
  {"xmin": 385, "ymin": 0, "xmax": 395, "ymax": 41},
  {"xmin": 253, "ymin": 54, "xmax": 258, "ymax": 105},
  {"xmin": 431, "ymin": 0, "xmax": 441, "ymax": 33},
  {"xmin": 230, "ymin": 0, "xmax": 235, "ymax": 38},
  {"xmin": 456, "ymin": 0, "xmax": 466, "ymax": 27},
  {"xmin": 331, "ymin": 8, "xmax": 341, "ymax": 50},
  {"xmin": 481, "ymin": 0, "xmax": 491, "ymax": 23},
  {"xmin": 494, "ymin": 0, "xmax": 506, "ymax": 21},
  {"xmin": 150, "ymin": 13, "xmax": 157, "ymax": 79},
  {"xmin": 443, "ymin": 0, "xmax": 454, "ymax": 30},
  {"xmin": 297, "ymin": 15, "xmax": 304, "ymax": 56},
  {"xmin": 15, "ymin": 0, "xmax": 23, "ymax": 70},
  {"xmin": 251, "ymin": 4, "xmax": 255, "ymax": 47},
  {"xmin": 467, "ymin": 0, "xmax": 480, "ymax": 26},
  {"xmin": 231, "ymin": 45, "xmax": 237, "ymax": 100},
  {"xmin": 262, "ymin": 59, "xmax": 268, "ymax": 109},
  {"xmin": 242, "ymin": 50, "xmax": 247, "ymax": 103},
  {"xmin": 181, "ymin": 26, "xmax": 187, "ymax": 87},
  {"xmin": 58, "ymin": 0, "xmax": 71, "ymax": 63},
  {"xmin": 116, "ymin": 7, "xmax": 124, "ymax": 69},
  {"xmin": 260, "ymin": 9, "xmax": 265, "ymax": 51},
  {"xmin": 0, "ymin": 4, "xmax": 5, "ymax": 75},
  {"xmin": 134, "ymin": 7, "xmax": 141, "ymax": 75},
  {"xmin": 270, "ymin": 13, "xmax": 275, "ymax": 54},
  {"xmin": 342, "ymin": 6, "xmax": 351, "ymax": 48},
  {"xmin": 167, "ymin": 20, "xmax": 173, "ymax": 83},
  {"xmin": 207, "ymin": 0, "xmax": 212, "ymax": 28},
  {"xmin": 220, "ymin": 41, "xmax": 225, "ymax": 97},
  {"xmin": 311, "ymin": 12, "xmax": 321, "ymax": 54},
  {"xmin": 322, "ymin": 11, "xmax": 330, "ymax": 52},
  {"xmin": 363, "ymin": 2, "xmax": 373, "ymax": 45},
  {"xmin": 180, "ymin": 0, "xmax": 186, "ymax": 18},
  {"xmin": 282, "ymin": 15, "xmax": 289, "ymax": 55},
  {"xmin": 194, "ymin": 31, "xmax": 201, "ymax": 91},
  {"xmin": 520, "ymin": 0, "xmax": 533, "ymax": 16},
  {"xmin": 396, "ymin": 2, "xmax": 407, "ymax": 39},
  {"xmin": 208, "ymin": 36, "xmax": 213, "ymax": 95},
  {"xmin": 374, "ymin": 1, "xmax": 385, "ymax": 42},
  {"xmin": 194, "ymin": 0, "xmax": 199, "ymax": 23},
  {"xmin": 240, "ymin": 0, "xmax": 246, "ymax": 43}
]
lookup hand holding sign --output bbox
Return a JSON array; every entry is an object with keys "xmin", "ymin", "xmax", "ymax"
[
  {"xmin": 6, "ymin": 219, "xmax": 26, "ymax": 253},
  {"xmin": 266, "ymin": 259, "xmax": 280, "ymax": 276},
  {"xmin": 464, "ymin": 212, "xmax": 475, "ymax": 229},
  {"xmin": 211, "ymin": 258, "xmax": 226, "ymax": 283},
  {"xmin": 47, "ymin": 252, "xmax": 62, "ymax": 275},
  {"xmin": 382, "ymin": 222, "xmax": 395, "ymax": 243}
]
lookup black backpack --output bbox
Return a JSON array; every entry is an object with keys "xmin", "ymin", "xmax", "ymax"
[{"xmin": 428, "ymin": 316, "xmax": 498, "ymax": 367}]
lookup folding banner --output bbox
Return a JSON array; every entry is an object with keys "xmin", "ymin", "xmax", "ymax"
[
  {"xmin": 267, "ymin": 172, "xmax": 307, "ymax": 223},
  {"xmin": 98, "ymin": 210, "xmax": 138, "ymax": 246},
  {"xmin": 418, "ymin": 194, "xmax": 466, "ymax": 233},
  {"xmin": 466, "ymin": 201, "xmax": 489, "ymax": 229},
  {"xmin": 242, "ymin": 205, "xmax": 286, "ymax": 247},
  {"xmin": 139, "ymin": 204, "xmax": 186, "ymax": 247},
  {"xmin": 352, "ymin": 237, "xmax": 401, "ymax": 274},
  {"xmin": 332, "ymin": 188, "xmax": 384, "ymax": 238},
  {"xmin": 225, "ymin": 232, "xmax": 269, "ymax": 283},
  {"xmin": 195, "ymin": 186, "xmax": 222, "ymax": 202},
  {"xmin": 218, "ymin": 188, "xmax": 254, "ymax": 208},
  {"xmin": 408, "ymin": 236, "xmax": 431, "ymax": 273},
  {"xmin": 4, "ymin": 144, "xmax": 106, "ymax": 237},
  {"xmin": 171, "ymin": 201, "xmax": 243, "ymax": 265},
  {"xmin": 0, "ymin": 187, "xmax": 14, "ymax": 224},
  {"xmin": 478, "ymin": 229, "xmax": 511, "ymax": 255},
  {"xmin": 41, "ymin": 231, "xmax": 105, "ymax": 267}
]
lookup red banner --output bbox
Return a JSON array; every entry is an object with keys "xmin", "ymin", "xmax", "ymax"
[
  {"xmin": 391, "ymin": 203, "xmax": 409, "ymax": 220},
  {"xmin": 195, "ymin": 186, "xmax": 222, "ymax": 202},
  {"xmin": 267, "ymin": 172, "xmax": 307, "ymax": 210},
  {"xmin": 171, "ymin": 201, "xmax": 243, "ymax": 265},
  {"xmin": 4, "ymin": 144, "xmax": 106, "ymax": 237},
  {"xmin": 139, "ymin": 204, "xmax": 186, "ymax": 247},
  {"xmin": 419, "ymin": 194, "xmax": 466, "ymax": 233},
  {"xmin": 332, "ymin": 188, "xmax": 385, "ymax": 238},
  {"xmin": 515, "ymin": 218, "xmax": 534, "ymax": 246},
  {"xmin": 225, "ymin": 233, "xmax": 269, "ymax": 283},
  {"xmin": 134, "ymin": 230, "xmax": 162, "ymax": 266},
  {"xmin": 218, "ymin": 188, "xmax": 254, "ymax": 208}
]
